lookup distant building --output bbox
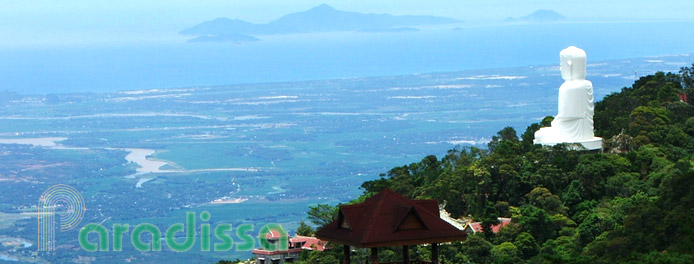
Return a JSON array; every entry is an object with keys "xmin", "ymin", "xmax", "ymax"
[
  {"xmin": 438, "ymin": 206, "xmax": 468, "ymax": 230},
  {"xmin": 464, "ymin": 217, "xmax": 513, "ymax": 234},
  {"xmin": 678, "ymin": 93, "xmax": 689, "ymax": 103},
  {"xmin": 252, "ymin": 231, "xmax": 327, "ymax": 264},
  {"xmin": 315, "ymin": 188, "xmax": 468, "ymax": 264}
]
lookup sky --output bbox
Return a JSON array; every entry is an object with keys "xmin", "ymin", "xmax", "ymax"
[{"xmin": 1, "ymin": 0, "xmax": 693, "ymax": 47}]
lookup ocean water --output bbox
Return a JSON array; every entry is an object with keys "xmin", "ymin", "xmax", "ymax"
[{"xmin": 1, "ymin": 21, "xmax": 693, "ymax": 94}]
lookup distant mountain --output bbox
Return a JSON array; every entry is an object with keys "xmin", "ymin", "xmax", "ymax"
[
  {"xmin": 181, "ymin": 4, "xmax": 459, "ymax": 43},
  {"xmin": 506, "ymin": 9, "xmax": 566, "ymax": 23}
]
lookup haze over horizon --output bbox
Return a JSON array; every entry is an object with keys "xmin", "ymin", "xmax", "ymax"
[
  {"xmin": 1, "ymin": 1, "xmax": 693, "ymax": 94},
  {"xmin": 2, "ymin": 0, "xmax": 694, "ymax": 47}
]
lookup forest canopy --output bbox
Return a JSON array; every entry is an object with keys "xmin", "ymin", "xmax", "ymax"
[{"xmin": 229, "ymin": 65, "xmax": 694, "ymax": 264}]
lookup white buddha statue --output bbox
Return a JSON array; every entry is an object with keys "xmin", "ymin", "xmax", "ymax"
[{"xmin": 534, "ymin": 46, "xmax": 602, "ymax": 150}]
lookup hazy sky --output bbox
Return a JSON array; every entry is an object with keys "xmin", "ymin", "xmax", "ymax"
[{"xmin": 2, "ymin": 0, "xmax": 693, "ymax": 47}]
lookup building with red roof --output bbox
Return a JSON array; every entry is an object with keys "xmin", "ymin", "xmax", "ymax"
[
  {"xmin": 315, "ymin": 188, "xmax": 467, "ymax": 264},
  {"xmin": 252, "ymin": 233, "xmax": 328, "ymax": 264},
  {"xmin": 678, "ymin": 93, "xmax": 689, "ymax": 103},
  {"xmin": 464, "ymin": 217, "xmax": 513, "ymax": 234}
]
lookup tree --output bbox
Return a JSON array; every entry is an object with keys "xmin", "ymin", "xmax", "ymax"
[
  {"xmin": 514, "ymin": 232, "xmax": 538, "ymax": 259},
  {"xmin": 684, "ymin": 117, "xmax": 694, "ymax": 136},
  {"xmin": 311, "ymin": 254, "xmax": 339, "ymax": 264},
  {"xmin": 386, "ymin": 165, "xmax": 416, "ymax": 197},
  {"xmin": 495, "ymin": 201, "xmax": 511, "ymax": 218},
  {"xmin": 299, "ymin": 246, "xmax": 344, "ymax": 264},
  {"xmin": 574, "ymin": 154, "xmax": 631, "ymax": 200},
  {"xmin": 655, "ymin": 159, "xmax": 694, "ymax": 253},
  {"xmin": 629, "ymin": 106, "xmax": 672, "ymax": 146},
  {"xmin": 561, "ymin": 180, "xmax": 585, "ymax": 212},
  {"xmin": 307, "ymin": 204, "xmax": 337, "ymax": 228},
  {"xmin": 516, "ymin": 205, "xmax": 555, "ymax": 243},
  {"xmin": 497, "ymin": 127, "xmax": 519, "ymax": 142},
  {"xmin": 481, "ymin": 202, "xmax": 500, "ymax": 240},
  {"xmin": 491, "ymin": 242, "xmax": 521, "ymax": 264},
  {"xmin": 681, "ymin": 64, "xmax": 694, "ymax": 104},
  {"xmin": 296, "ymin": 220, "xmax": 314, "ymax": 236},
  {"xmin": 540, "ymin": 116, "xmax": 554, "ymax": 127},
  {"xmin": 488, "ymin": 126, "xmax": 519, "ymax": 153},
  {"xmin": 525, "ymin": 187, "xmax": 567, "ymax": 216},
  {"xmin": 594, "ymin": 71, "xmax": 683, "ymax": 138},
  {"xmin": 680, "ymin": 64, "xmax": 694, "ymax": 90},
  {"xmin": 539, "ymin": 236, "xmax": 581, "ymax": 263},
  {"xmin": 360, "ymin": 177, "xmax": 390, "ymax": 195},
  {"xmin": 494, "ymin": 222, "xmax": 521, "ymax": 244},
  {"xmin": 520, "ymin": 123, "xmax": 542, "ymax": 152},
  {"xmin": 421, "ymin": 170, "xmax": 467, "ymax": 217},
  {"xmin": 575, "ymin": 207, "xmax": 617, "ymax": 247},
  {"xmin": 462, "ymin": 234, "xmax": 493, "ymax": 264}
]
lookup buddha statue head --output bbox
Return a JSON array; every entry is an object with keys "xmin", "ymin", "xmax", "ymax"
[{"xmin": 560, "ymin": 46, "xmax": 587, "ymax": 81}]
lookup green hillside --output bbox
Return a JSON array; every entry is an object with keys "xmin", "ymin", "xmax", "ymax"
[{"xmin": 281, "ymin": 64, "xmax": 694, "ymax": 264}]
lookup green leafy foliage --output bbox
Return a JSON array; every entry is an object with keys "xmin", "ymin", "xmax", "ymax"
[
  {"xmin": 296, "ymin": 220, "xmax": 314, "ymax": 236},
  {"xmin": 347, "ymin": 67, "xmax": 694, "ymax": 263},
  {"xmin": 462, "ymin": 234, "xmax": 494, "ymax": 264},
  {"xmin": 491, "ymin": 242, "xmax": 521, "ymax": 264},
  {"xmin": 307, "ymin": 204, "xmax": 338, "ymax": 228}
]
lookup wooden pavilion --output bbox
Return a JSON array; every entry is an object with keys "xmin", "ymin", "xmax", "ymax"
[{"xmin": 315, "ymin": 189, "xmax": 467, "ymax": 264}]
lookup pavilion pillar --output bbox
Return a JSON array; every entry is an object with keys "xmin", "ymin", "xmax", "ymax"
[
  {"xmin": 432, "ymin": 243, "xmax": 439, "ymax": 264},
  {"xmin": 370, "ymin": 247, "xmax": 378, "ymax": 264},
  {"xmin": 402, "ymin": 245, "xmax": 410, "ymax": 264},
  {"xmin": 343, "ymin": 245, "xmax": 351, "ymax": 264}
]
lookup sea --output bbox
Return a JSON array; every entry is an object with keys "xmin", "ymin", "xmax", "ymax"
[{"xmin": 1, "ymin": 21, "xmax": 693, "ymax": 94}]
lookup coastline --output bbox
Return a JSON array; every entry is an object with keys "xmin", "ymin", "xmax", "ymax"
[
  {"xmin": 0, "ymin": 137, "xmax": 67, "ymax": 147},
  {"xmin": 117, "ymin": 148, "xmax": 259, "ymax": 188},
  {"xmin": 0, "ymin": 139, "xmax": 258, "ymax": 189},
  {"xmin": 122, "ymin": 148, "xmax": 168, "ymax": 175}
]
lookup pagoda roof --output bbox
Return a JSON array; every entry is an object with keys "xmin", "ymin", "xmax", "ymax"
[{"xmin": 315, "ymin": 189, "xmax": 467, "ymax": 248}]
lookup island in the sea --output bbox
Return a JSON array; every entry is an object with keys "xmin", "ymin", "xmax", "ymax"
[
  {"xmin": 506, "ymin": 9, "xmax": 566, "ymax": 23},
  {"xmin": 181, "ymin": 4, "xmax": 459, "ymax": 43}
]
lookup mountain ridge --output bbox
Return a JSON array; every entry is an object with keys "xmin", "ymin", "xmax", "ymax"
[
  {"xmin": 506, "ymin": 9, "xmax": 566, "ymax": 23},
  {"xmin": 181, "ymin": 4, "xmax": 459, "ymax": 43}
]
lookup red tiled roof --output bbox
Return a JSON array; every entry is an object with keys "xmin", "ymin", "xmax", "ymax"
[
  {"xmin": 679, "ymin": 93, "xmax": 689, "ymax": 103},
  {"xmin": 291, "ymin": 235, "xmax": 328, "ymax": 251},
  {"xmin": 265, "ymin": 230, "xmax": 281, "ymax": 239},
  {"xmin": 467, "ymin": 218, "xmax": 512, "ymax": 233},
  {"xmin": 252, "ymin": 235, "xmax": 328, "ymax": 255},
  {"xmin": 315, "ymin": 188, "xmax": 468, "ymax": 248}
]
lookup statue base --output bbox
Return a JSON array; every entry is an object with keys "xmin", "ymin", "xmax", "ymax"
[{"xmin": 534, "ymin": 137, "xmax": 603, "ymax": 150}]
